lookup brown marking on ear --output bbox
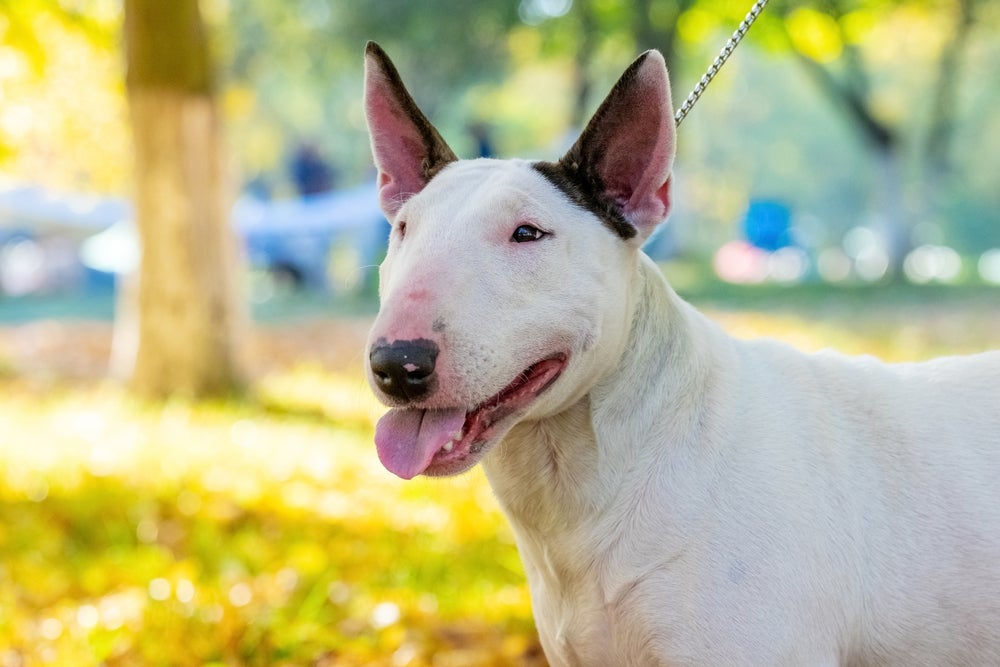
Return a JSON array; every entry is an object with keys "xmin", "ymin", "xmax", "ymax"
[
  {"xmin": 535, "ymin": 50, "xmax": 675, "ymax": 242},
  {"xmin": 532, "ymin": 160, "xmax": 637, "ymax": 240}
]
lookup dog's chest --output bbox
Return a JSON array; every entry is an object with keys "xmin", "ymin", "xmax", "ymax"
[
  {"xmin": 515, "ymin": 531, "xmax": 622, "ymax": 665},
  {"xmin": 510, "ymin": 518, "xmax": 675, "ymax": 667},
  {"xmin": 486, "ymin": 405, "xmax": 684, "ymax": 665}
]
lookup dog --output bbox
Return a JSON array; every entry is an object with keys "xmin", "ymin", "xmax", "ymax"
[{"xmin": 361, "ymin": 41, "xmax": 1000, "ymax": 666}]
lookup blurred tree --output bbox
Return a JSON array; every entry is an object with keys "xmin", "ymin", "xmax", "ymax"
[
  {"xmin": 568, "ymin": 0, "xmax": 694, "ymax": 128},
  {"xmin": 775, "ymin": 0, "xmax": 983, "ymax": 272},
  {"xmin": 218, "ymin": 0, "xmax": 523, "ymax": 180},
  {"xmin": 119, "ymin": 0, "xmax": 245, "ymax": 398},
  {"xmin": 925, "ymin": 0, "xmax": 976, "ymax": 175},
  {"xmin": 569, "ymin": 0, "xmax": 598, "ymax": 129},
  {"xmin": 538, "ymin": 0, "xmax": 697, "ymax": 131},
  {"xmin": 338, "ymin": 0, "xmax": 522, "ymax": 114},
  {"xmin": 635, "ymin": 0, "xmax": 700, "ymax": 73}
]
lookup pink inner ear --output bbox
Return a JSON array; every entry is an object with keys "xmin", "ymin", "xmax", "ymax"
[
  {"xmin": 615, "ymin": 60, "xmax": 675, "ymax": 231},
  {"xmin": 370, "ymin": 128, "xmax": 427, "ymax": 215},
  {"xmin": 365, "ymin": 72, "xmax": 428, "ymax": 216},
  {"xmin": 363, "ymin": 45, "xmax": 456, "ymax": 218},
  {"xmin": 573, "ymin": 50, "xmax": 676, "ymax": 238}
]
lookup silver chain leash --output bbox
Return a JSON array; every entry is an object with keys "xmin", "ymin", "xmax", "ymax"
[{"xmin": 674, "ymin": 0, "xmax": 770, "ymax": 127}]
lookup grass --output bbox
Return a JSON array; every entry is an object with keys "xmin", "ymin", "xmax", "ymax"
[
  {"xmin": 665, "ymin": 262, "xmax": 1000, "ymax": 361},
  {"xmin": 0, "ymin": 276, "xmax": 996, "ymax": 666}
]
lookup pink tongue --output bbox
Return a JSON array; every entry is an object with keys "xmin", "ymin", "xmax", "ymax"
[{"xmin": 374, "ymin": 407, "xmax": 467, "ymax": 479}]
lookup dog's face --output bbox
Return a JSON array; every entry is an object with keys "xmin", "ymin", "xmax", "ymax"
[
  {"xmin": 363, "ymin": 43, "xmax": 675, "ymax": 479},
  {"xmin": 369, "ymin": 159, "xmax": 635, "ymax": 479}
]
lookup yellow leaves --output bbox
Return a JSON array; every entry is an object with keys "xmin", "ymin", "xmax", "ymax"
[
  {"xmin": 786, "ymin": 8, "xmax": 843, "ymax": 63},
  {"xmin": 0, "ymin": 44, "xmax": 30, "ymax": 81},
  {"xmin": 257, "ymin": 365, "xmax": 386, "ymax": 429},
  {"xmin": 841, "ymin": 9, "xmax": 878, "ymax": 45},
  {"xmin": 0, "ymin": 10, "xmax": 128, "ymax": 192},
  {"xmin": 0, "ymin": 362, "xmax": 541, "ymax": 664},
  {"xmin": 222, "ymin": 83, "xmax": 256, "ymax": 119},
  {"xmin": 506, "ymin": 26, "xmax": 543, "ymax": 66},
  {"xmin": 677, "ymin": 7, "xmax": 717, "ymax": 45},
  {"xmin": 785, "ymin": 4, "xmax": 918, "ymax": 66}
]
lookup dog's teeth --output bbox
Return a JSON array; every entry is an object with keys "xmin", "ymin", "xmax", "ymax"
[{"xmin": 442, "ymin": 441, "xmax": 454, "ymax": 453}]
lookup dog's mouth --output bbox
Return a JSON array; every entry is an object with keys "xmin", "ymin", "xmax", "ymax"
[{"xmin": 374, "ymin": 355, "xmax": 568, "ymax": 479}]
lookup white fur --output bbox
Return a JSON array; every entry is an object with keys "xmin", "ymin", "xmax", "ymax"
[{"xmin": 368, "ymin": 159, "xmax": 1000, "ymax": 666}]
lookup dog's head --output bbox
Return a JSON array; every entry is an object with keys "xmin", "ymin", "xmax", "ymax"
[{"xmin": 363, "ymin": 42, "xmax": 675, "ymax": 479}]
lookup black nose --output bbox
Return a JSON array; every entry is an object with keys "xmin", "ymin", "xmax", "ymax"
[{"xmin": 369, "ymin": 338, "xmax": 439, "ymax": 402}]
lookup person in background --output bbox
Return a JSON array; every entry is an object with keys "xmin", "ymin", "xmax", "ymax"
[{"xmin": 290, "ymin": 142, "xmax": 336, "ymax": 197}]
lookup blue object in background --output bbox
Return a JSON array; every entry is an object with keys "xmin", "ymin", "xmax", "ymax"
[
  {"xmin": 744, "ymin": 200, "xmax": 792, "ymax": 251},
  {"xmin": 235, "ymin": 181, "xmax": 388, "ymax": 291}
]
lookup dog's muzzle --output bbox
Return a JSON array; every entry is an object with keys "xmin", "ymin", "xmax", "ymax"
[{"xmin": 369, "ymin": 338, "xmax": 439, "ymax": 402}]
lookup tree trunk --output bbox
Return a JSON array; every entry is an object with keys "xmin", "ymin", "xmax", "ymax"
[
  {"xmin": 570, "ymin": 0, "xmax": 597, "ymax": 130},
  {"xmin": 873, "ymin": 146, "xmax": 910, "ymax": 276},
  {"xmin": 791, "ymin": 50, "xmax": 910, "ymax": 277},
  {"xmin": 118, "ymin": 0, "xmax": 244, "ymax": 398},
  {"xmin": 926, "ymin": 0, "xmax": 975, "ymax": 174},
  {"xmin": 633, "ymin": 0, "xmax": 686, "ymax": 75},
  {"xmin": 917, "ymin": 0, "xmax": 976, "ymax": 235}
]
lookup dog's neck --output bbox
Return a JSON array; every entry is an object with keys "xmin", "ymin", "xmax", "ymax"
[{"xmin": 483, "ymin": 255, "xmax": 728, "ymax": 537}]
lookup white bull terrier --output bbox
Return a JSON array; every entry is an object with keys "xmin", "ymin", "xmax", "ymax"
[{"xmin": 361, "ymin": 41, "xmax": 1000, "ymax": 666}]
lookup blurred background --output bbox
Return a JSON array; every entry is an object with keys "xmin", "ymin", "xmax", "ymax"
[{"xmin": 0, "ymin": 1, "xmax": 997, "ymax": 665}]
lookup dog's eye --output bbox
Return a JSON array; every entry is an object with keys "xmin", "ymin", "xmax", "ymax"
[
  {"xmin": 396, "ymin": 221, "xmax": 407, "ymax": 238},
  {"xmin": 511, "ymin": 224, "xmax": 547, "ymax": 243}
]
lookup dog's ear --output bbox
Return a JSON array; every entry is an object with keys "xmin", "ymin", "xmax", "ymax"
[
  {"xmin": 364, "ymin": 41, "xmax": 457, "ymax": 218},
  {"xmin": 561, "ymin": 50, "xmax": 675, "ymax": 242}
]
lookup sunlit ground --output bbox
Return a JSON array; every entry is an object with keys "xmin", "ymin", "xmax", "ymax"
[
  {"xmin": 0, "ymin": 319, "xmax": 542, "ymax": 667},
  {"xmin": 0, "ymin": 278, "xmax": 997, "ymax": 666}
]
